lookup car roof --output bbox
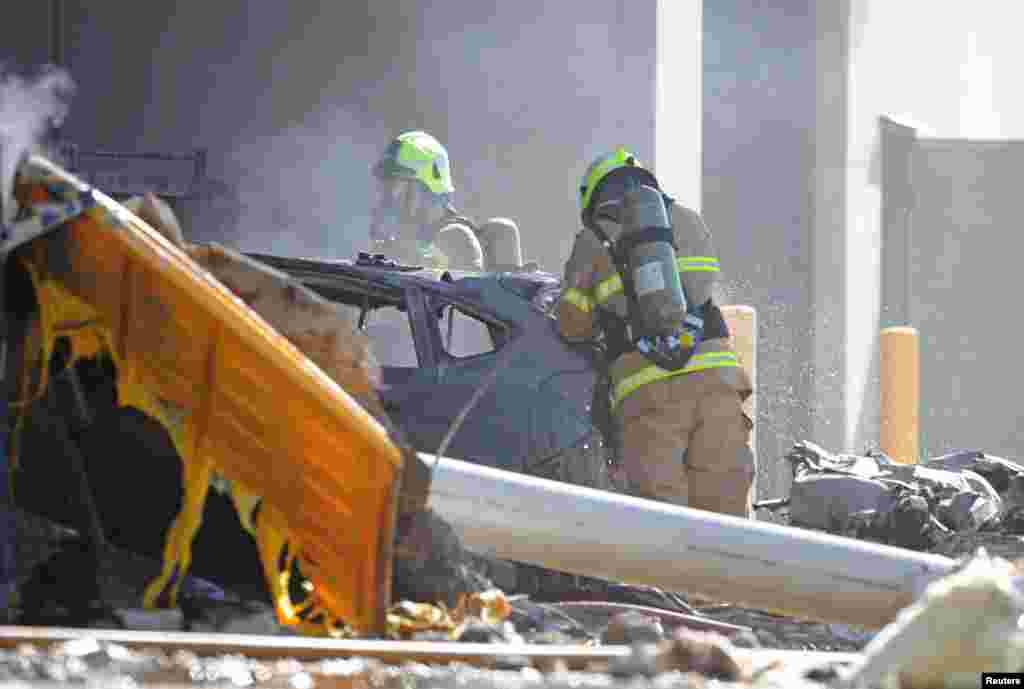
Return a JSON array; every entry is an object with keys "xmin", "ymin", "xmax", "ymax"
[{"xmin": 245, "ymin": 251, "xmax": 561, "ymax": 310}]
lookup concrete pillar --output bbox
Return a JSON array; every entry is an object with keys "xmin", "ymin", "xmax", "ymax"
[
  {"xmin": 655, "ymin": 0, "xmax": 702, "ymax": 211},
  {"xmin": 809, "ymin": 0, "xmax": 851, "ymax": 451}
]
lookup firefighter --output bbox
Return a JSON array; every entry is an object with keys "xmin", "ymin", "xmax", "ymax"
[
  {"xmin": 367, "ymin": 130, "xmax": 483, "ymax": 271},
  {"xmin": 557, "ymin": 147, "xmax": 756, "ymax": 518}
]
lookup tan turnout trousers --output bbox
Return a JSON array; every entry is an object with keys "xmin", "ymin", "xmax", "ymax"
[
  {"xmin": 557, "ymin": 202, "xmax": 756, "ymax": 518},
  {"xmin": 616, "ymin": 369, "xmax": 755, "ymax": 516}
]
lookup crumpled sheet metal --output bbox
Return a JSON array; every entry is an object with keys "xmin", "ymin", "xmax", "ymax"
[
  {"xmin": 785, "ymin": 441, "xmax": 1005, "ymax": 548},
  {"xmin": 928, "ymin": 450, "xmax": 1024, "ymax": 514},
  {"xmin": 843, "ymin": 548, "xmax": 1024, "ymax": 689},
  {"xmin": 385, "ymin": 589, "xmax": 513, "ymax": 640}
]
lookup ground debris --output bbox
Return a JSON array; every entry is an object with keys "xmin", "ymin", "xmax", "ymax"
[
  {"xmin": 692, "ymin": 606, "xmax": 872, "ymax": 653},
  {"xmin": 391, "ymin": 508, "xmax": 496, "ymax": 610},
  {"xmin": 653, "ymin": 627, "xmax": 749, "ymax": 681},
  {"xmin": 844, "ymin": 548, "xmax": 1024, "ymax": 689},
  {"xmin": 385, "ymin": 589, "xmax": 515, "ymax": 641},
  {"xmin": 778, "ymin": 441, "xmax": 1009, "ymax": 551},
  {"xmin": 767, "ymin": 441, "xmax": 1024, "ymax": 571},
  {"xmin": 0, "ymin": 639, "xmax": 845, "ymax": 688},
  {"xmin": 758, "ymin": 442, "xmax": 1024, "ymax": 558},
  {"xmin": 600, "ymin": 611, "xmax": 665, "ymax": 645}
]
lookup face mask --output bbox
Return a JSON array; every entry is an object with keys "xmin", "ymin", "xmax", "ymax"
[
  {"xmin": 592, "ymin": 199, "xmax": 623, "ymax": 225},
  {"xmin": 370, "ymin": 179, "xmax": 415, "ymax": 240},
  {"xmin": 369, "ymin": 201, "xmax": 405, "ymax": 241},
  {"xmin": 370, "ymin": 179, "xmax": 450, "ymax": 242}
]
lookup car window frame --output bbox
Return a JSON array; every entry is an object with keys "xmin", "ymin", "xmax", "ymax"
[
  {"xmin": 293, "ymin": 272, "xmax": 437, "ymax": 372},
  {"xmin": 402, "ymin": 285, "xmax": 438, "ymax": 371},
  {"xmin": 422, "ymin": 291, "xmax": 512, "ymax": 365}
]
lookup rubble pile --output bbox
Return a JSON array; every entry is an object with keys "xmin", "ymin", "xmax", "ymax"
[
  {"xmin": 666, "ymin": 441, "xmax": 1024, "ymax": 657},
  {"xmin": 846, "ymin": 548, "xmax": 1024, "ymax": 688},
  {"xmin": 0, "ymin": 637, "xmax": 841, "ymax": 689},
  {"xmin": 691, "ymin": 606, "xmax": 873, "ymax": 652},
  {"xmin": 773, "ymin": 441, "xmax": 1024, "ymax": 553}
]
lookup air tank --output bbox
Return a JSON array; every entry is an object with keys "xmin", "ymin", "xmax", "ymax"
[{"xmin": 618, "ymin": 185, "xmax": 687, "ymax": 337}]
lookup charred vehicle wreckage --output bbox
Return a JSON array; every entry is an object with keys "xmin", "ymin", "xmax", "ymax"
[
  {"xmin": 242, "ymin": 252, "xmax": 631, "ymax": 598},
  {"xmin": 247, "ymin": 250, "xmax": 614, "ymax": 494},
  {"xmin": 0, "ymin": 153, "xmax": 669, "ymax": 634},
  {"xmin": 761, "ymin": 441, "xmax": 1024, "ymax": 556}
]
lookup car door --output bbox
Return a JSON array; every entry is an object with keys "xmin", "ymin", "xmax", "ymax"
[
  {"xmin": 391, "ymin": 291, "xmax": 530, "ymax": 472},
  {"xmin": 357, "ymin": 285, "xmax": 440, "ymax": 419}
]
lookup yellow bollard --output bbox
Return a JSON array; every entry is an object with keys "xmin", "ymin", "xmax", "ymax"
[
  {"xmin": 879, "ymin": 326, "xmax": 920, "ymax": 464},
  {"xmin": 721, "ymin": 305, "xmax": 757, "ymax": 456}
]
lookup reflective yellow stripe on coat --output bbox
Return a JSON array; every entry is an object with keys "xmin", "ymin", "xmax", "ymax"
[
  {"xmin": 593, "ymin": 256, "xmax": 720, "ymax": 306},
  {"xmin": 612, "ymin": 351, "xmax": 740, "ymax": 408},
  {"xmin": 560, "ymin": 287, "xmax": 593, "ymax": 312}
]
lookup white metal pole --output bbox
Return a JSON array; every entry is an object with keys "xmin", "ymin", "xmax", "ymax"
[{"xmin": 426, "ymin": 454, "xmax": 956, "ymax": 629}]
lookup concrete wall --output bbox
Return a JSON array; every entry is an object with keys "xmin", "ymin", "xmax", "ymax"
[
  {"xmin": 703, "ymin": 0, "xmax": 817, "ymax": 498},
  {"xmin": 0, "ymin": 5, "xmax": 52, "ymax": 69},
  {"xmin": 7, "ymin": 1, "xmax": 670, "ymax": 271},
  {"xmin": 827, "ymin": 1, "xmax": 1024, "ymax": 455},
  {"xmin": 907, "ymin": 139, "xmax": 1024, "ymax": 459},
  {"xmin": 808, "ymin": 0, "xmax": 852, "ymax": 455}
]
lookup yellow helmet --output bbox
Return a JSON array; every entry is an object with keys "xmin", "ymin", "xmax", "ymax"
[
  {"xmin": 373, "ymin": 130, "xmax": 454, "ymax": 196},
  {"xmin": 578, "ymin": 146, "xmax": 659, "ymax": 220}
]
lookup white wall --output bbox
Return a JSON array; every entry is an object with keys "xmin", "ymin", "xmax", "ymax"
[
  {"xmin": 834, "ymin": 1, "xmax": 1024, "ymax": 453},
  {"xmin": 656, "ymin": 0, "xmax": 702, "ymax": 210}
]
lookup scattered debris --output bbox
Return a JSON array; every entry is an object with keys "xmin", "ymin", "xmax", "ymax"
[
  {"xmin": 779, "ymin": 441, "xmax": 1008, "ymax": 549},
  {"xmin": 653, "ymin": 626, "xmax": 750, "ymax": 681},
  {"xmin": 932, "ymin": 531, "xmax": 1024, "ymax": 562},
  {"xmin": 385, "ymin": 589, "xmax": 513, "ymax": 641},
  {"xmin": 0, "ymin": 636, "xmax": 856, "ymax": 688},
  {"xmin": 600, "ymin": 611, "xmax": 665, "ymax": 645},
  {"xmin": 844, "ymin": 548, "xmax": 1024, "ymax": 689},
  {"xmin": 927, "ymin": 449, "xmax": 1024, "ymax": 527},
  {"xmin": 694, "ymin": 606, "xmax": 872, "ymax": 652}
]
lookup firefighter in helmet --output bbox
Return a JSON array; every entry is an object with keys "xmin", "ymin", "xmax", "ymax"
[
  {"xmin": 557, "ymin": 147, "xmax": 756, "ymax": 517},
  {"xmin": 370, "ymin": 130, "xmax": 525, "ymax": 272}
]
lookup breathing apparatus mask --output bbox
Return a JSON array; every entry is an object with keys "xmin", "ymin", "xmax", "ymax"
[{"xmin": 369, "ymin": 178, "xmax": 452, "ymax": 244}]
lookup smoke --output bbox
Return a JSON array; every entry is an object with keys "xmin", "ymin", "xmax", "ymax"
[
  {"xmin": 0, "ymin": 65, "xmax": 76, "ymax": 224},
  {"xmin": 216, "ymin": 105, "xmax": 386, "ymax": 260},
  {"xmin": 703, "ymin": 2, "xmax": 822, "ymax": 499}
]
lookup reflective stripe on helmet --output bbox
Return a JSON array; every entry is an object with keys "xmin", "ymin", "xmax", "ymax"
[
  {"xmin": 612, "ymin": 351, "xmax": 740, "ymax": 407},
  {"xmin": 560, "ymin": 287, "xmax": 593, "ymax": 313},
  {"xmin": 593, "ymin": 256, "xmax": 721, "ymax": 305}
]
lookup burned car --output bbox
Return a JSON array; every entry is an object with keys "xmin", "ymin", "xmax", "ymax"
[{"xmin": 247, "ymin": 251, "xmax": 614, "ymax": 492}]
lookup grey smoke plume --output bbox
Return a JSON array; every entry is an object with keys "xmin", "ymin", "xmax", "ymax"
[
  {"xmin": 0, "ymin": 65, "xmax": 76, "ymax": 224},
  {"xmin": 217, "ymin": 105, "xmax": 386, "ymax": 261}
]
